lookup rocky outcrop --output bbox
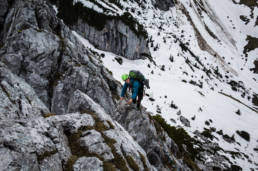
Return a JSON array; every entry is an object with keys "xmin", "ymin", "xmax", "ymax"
[
  {"xmin": 73, "ymin": 18, "xmax": 150, "ymax": 60},
  {"xmin": 0, "ymin": 0, "xmax": 118, "ymax": 115},
  {"xmin": 154, "ymin": 0, "xmax": 175, "ymax": 11},
  {"xmin": 53, "ymin": 0, "xmax": 150, "ymax": 60},
  {"xmin": 0, "ymin": 73, "xmax": 155, "ymax": 170},
  {"xmin": 114, "ymin": 102, "xmax": 189, "ymax": 170},
  {"xmin": 0, "ymin": 103, "xmax": 155, "ymax": 170},
  {"xmin": 0, "ymin": 62, "xmax": 49, "ymax": 120}
]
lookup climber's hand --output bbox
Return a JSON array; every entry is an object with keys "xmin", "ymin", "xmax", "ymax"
[{"xmin": 127, "ymin": 99, "xmax": 133, "ymax": 105}]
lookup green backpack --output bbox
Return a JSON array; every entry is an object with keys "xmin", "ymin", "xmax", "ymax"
[{"xmin": 129, "ymin": 70, "xmax": 150, "ymax": 89}]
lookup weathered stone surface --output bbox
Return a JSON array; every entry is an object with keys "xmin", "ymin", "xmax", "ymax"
[
  {"xmin": 39, "ymin": 153, "xmax": 63, "ymax": 171},
  {"xmin": 0, "ymin": 0, "xmax": 118, "ymax": 115},
  {"xmin": 52, "ymin": 0, "xmax": 150, "ymax": 60},
  {"xmin": 114, "ymin": 102, "xmax": 188, "ymax": 171},
  {"xmin": 0, "ymin": 110, "xmax": 156, "ymax": 170},
  {"xmin": 47, "ymin": 113, "xmax": 95, "ymax": 133},
  {"xmin": 68, "ymin": 90, "xmax": 114, "ymax": 122},
  {"xmin": 73, "ymin": 18, "xmax": 150, "ymax": 60},
  {"xmin": 73, "ymin": 157, "xmax": 103, "ymax": 171},
  {"xmin": 79, "ymin": 130, "xmax": 114, "ymax": 161},
  {"xmin": 66, "ymin": 91, "xmax": 156, "ymax": 170},
  {"xmin": 0, "ymin": 0, "xmax": 61, "ymax": 107},
  {"xmin": 0, "ymin": 62, "xmax": 49, "ymax": 120},
  {"xmin": 0, "ymin": 117, "xmax": 70, "ymax": 170}
]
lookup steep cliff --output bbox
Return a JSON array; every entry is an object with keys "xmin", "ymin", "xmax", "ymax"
[{"xmin": 52, "ymin": 0, "xmax": 150, "ymax": 60}]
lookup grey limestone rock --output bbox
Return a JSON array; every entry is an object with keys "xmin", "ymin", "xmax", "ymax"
[
  {"xmin": 0, "ymin": 0, "xmax": 118, "ymax": 115},
  {"xmin": 0, "ymin": 62, "xmax": 49, "ymax": 120},
  {"xmin": 73, "ymin": 157, "xmax": 103, "ymax": 171},
  {"xmin": 0, "ymin": 117, "xmax": 69, "ymax": 171},
  {"xmin": 39, "ymin": 153, "xmax": 63, "ymax": 171},
  {"xmin": 52, "ymin": 0, "xmax": 150, "ymax": 60},
  {"xmin": 114, "ymin": 102, "xmax": 189, "ymax": 171},
  {"xmin": 79, "ymin": 130, "xmax": 114, "ymax": 161},
  {"xmin": 0, "ymin": 109, "xmax": 156, "ymax": 170},
  {"xmin": 73, "ymin": 18, "xmax": 150, "ymax": 60},
  {"xmin": 66, "ymin": 91, "xmax": 156, "ymax": 171}
]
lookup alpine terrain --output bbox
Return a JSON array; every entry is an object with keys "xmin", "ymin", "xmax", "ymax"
[{"xmin": 0, "ymin": 0, "xmax": 257, "ymax": 170}]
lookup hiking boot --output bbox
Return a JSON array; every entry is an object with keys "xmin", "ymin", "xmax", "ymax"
[{"xmin": 137, "ymin": 103, "xmax": 141, "ymax": 110}]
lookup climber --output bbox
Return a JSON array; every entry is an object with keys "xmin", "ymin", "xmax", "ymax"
[{"xmin": 120, "ymin": 70, "xmax": 149, "ymax": 109}]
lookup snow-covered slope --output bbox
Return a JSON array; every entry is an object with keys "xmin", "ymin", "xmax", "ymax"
[{"xmin": 71, "ymin": 0, "xmax": 258, "ymax": 169}]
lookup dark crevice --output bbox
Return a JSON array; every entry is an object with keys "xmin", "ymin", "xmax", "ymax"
[
  {"xmin": 34, "ymin": 8, "xmax": 41, "ymax": 30},
  {"xmin": 47, "ymin": 36, "xmax": 65, "ymax": 111},
  {"xmin": 3, "ymin": 141, "xmax": 17, "ymax": 151},
  {"xmin": 0, "ymin": 0, "xmax": 11, "ymax": 46},
  {"xmin": 121, "ymin": 145, "xmax": 139, "ymax": 171},
  {"xmin": 0, "ymin": 83, "xmax": 15, "ymax": 104},
  {"xmin": 18, "ymin": 98, "xmax": 22, "ymax": 112},
  {"xmin": 17, "ymin": 55, "xmax": 26, "ymax": 76}
]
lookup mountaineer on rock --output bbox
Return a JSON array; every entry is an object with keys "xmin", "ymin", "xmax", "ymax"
[{"xmin": 120, "ymin": 70, "xmax": 149, "ymax": 109}]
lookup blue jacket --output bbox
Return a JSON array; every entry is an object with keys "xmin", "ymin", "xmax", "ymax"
[{"xmin": 121, "ymin": 78, "xmax": 140, "ymax": 100}]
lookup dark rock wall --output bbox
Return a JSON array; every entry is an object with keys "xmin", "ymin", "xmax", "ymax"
[{"xmin": 154, "ymin": 0, "xmax": 175, "ymax": 11}]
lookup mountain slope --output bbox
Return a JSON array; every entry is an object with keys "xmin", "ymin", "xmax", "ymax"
[
  {"xmin": 0, "ymin": 0, "xmax": 192, "ymax": 170},
  {"xmin": 0, "ymin": 0, "xmax": 257, "ymax": 170},
  {"xmin": 60, "ymin": 0, "xmax": 258, "ymax": 170}
]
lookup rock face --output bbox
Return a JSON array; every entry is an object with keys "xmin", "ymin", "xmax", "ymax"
[
  {"xmin": 54, "ymin": 0, "xmax": 150, "ymax": 60},
  {"xmin": 0, "ymin": 63, "xmax": 49, "ymax": 120},
  {"xmin": 154, "ymin": 0, "xmax": 175, "ymax": 11},
  {"xmin": 0, "ymin": 0, "xmax": 117, "ymax": 115},
  {"xmin": 0, "ymin": 107, "xmax": 154, "ymax": 170},
  {"xmin": 0, "ymin": 0, "xmax": 190, "ymax": 170},
  {"xmin": 0, "ymin": 0, "xmax": 8, "ymax": 32},
  {"xmin": 73, "ymin": 157, "xmax": 103, "ymax": 171},
  {"xmin": 114, "ymin": 102, "xmax": 189, "ymax": 170},
  {"xmin": 73, "ymin": 18, "xmax": 150, "ymax": 60}
]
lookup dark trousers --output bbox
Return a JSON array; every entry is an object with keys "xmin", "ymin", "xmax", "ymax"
[{"xmin": 133, "ymin": 85, "xmax": 144, "ymax": 108}]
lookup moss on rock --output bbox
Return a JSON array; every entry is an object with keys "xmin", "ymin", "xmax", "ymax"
[
  {"xmin": 125, "ymin": 155, "xmax": 139, "ymax": 171},
  {"xmin": 152, "ymin": 115, "xmax": 201, "ymax": 170}
]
